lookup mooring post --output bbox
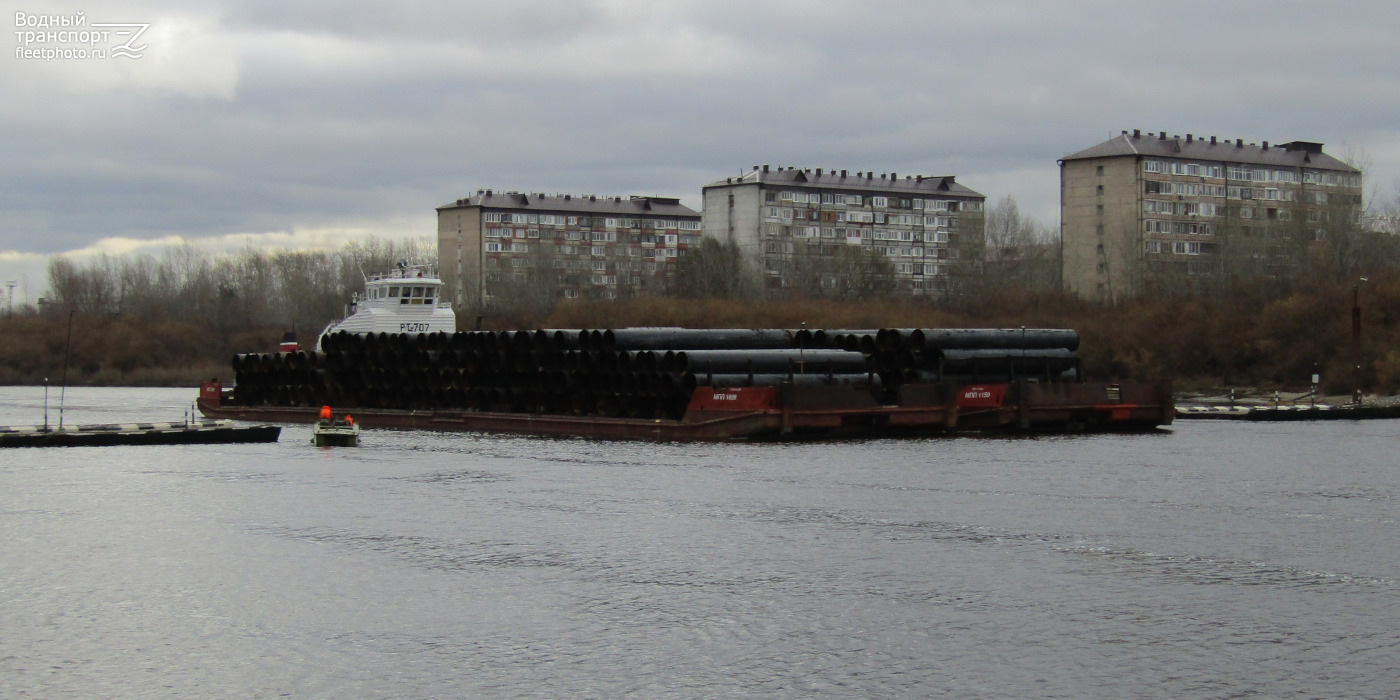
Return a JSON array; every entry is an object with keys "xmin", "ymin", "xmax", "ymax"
[{"xmin": 58, "ymin": 308, "xmax": 74, "ymax": 431}]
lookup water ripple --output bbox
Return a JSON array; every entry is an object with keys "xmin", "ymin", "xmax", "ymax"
[
  {"xmin": 1056, "ymin": 544, "xmax": 1397, "ymax": 589},
  {"xmin": 397, "ymin": 469, "xmax": 511, "ymax": 485},
  {"xmin": 250, "ymin": 525, "xmax": 582, "ymax": 574}
]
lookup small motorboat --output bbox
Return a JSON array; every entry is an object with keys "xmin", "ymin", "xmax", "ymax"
[{"xmin": 312, "ymin": 406, "xmax": 359, "ymax": 447}]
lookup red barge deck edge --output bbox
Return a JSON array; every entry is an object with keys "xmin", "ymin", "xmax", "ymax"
[{"xmin": 198, "ymin": 380, "xmax": 1173, "ymax": 442}]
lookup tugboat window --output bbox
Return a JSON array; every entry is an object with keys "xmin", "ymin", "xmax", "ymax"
[{"xmin": 388, "ymin": 287, "xmax": 399, "ymax": 297}]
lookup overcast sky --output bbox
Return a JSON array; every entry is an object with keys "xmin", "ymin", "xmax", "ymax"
[{"xmin": 3, "ymin": 0, "xmax": 1398, "ymax": 302}]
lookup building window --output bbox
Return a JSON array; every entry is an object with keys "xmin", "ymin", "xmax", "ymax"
[
  {"xmin": 1096, "ymin": 185, "xmax": 1104, "ymax": 196},
  {"xmin": 1096, "ymin": 165, "xmax": 1104, "ymax": 176}
]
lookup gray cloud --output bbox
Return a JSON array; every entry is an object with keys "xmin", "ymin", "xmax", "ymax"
[{"xmin": 3, "ymin": 0, "xmax": 1397, "ymax": 278}]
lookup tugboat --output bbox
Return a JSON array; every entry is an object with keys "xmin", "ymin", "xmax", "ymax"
[
  {"xmin": 311, "ymin": 405, "xmax": 359, "ymax": 447},
  {"xmin": 315, "ymin": 261, "xmax": 456, "ymax": 350}
]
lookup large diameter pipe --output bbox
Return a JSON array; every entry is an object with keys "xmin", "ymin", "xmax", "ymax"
[
  {"xmin": 936, "ymin": 348, "xmax": 1078, "ymax": 361},
  {"xmin": 913, "ymin": 328, "xmax": 1080, "ymax": 351},
  {"xmin": 675, "ymin": 349, "xmax": 869, "ymax": 375},
  {"xmin": 603, "ymin": 328, "xmax": 799, "ymax": 351},
  {"xmin": 936, "ymin": 349, "xmax": 1080, "ymax": 376},
  {"xmin": 535, "ymin": 329, "xmax": 589, "ymax": 350},
  {"xmin": 812, "ymin": 329, "xmax": 881, "ymax": 350}
]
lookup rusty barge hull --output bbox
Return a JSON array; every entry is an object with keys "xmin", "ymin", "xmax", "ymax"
[{"xmin": 198, "ymin": 381, "xmax": 1172, "ymax": 442}]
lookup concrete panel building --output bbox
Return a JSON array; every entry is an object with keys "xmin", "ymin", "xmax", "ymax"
[
  {"xmin": 701, "ymin": 166, "xmax": 986, "ymax": 295},
  {"xmin": 1061, "ymin": 130, "xmax": 1363, "ymax": 301},
  {"xmin": 437, "ymin": 191, "xmax": 701, "ymax": 314}
]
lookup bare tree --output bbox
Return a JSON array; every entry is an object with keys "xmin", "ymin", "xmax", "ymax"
[
  {"xmin": 485, "ymin": 239, "xmax": 563, "ymax": 324},
  {"xmin": 952, "ymin": 195, "xmax": 1062, "ymax": 298},
  {"xmin": 782, "ymin": 241, "xmax": 895, "ymax": 300},
  {"xmin": 983, "ymin": 195, "xmax": 1039, "ymax": 261},
  {"xmin": 673, "ymin": 238, "xmax": 751, "ymax": 299}
]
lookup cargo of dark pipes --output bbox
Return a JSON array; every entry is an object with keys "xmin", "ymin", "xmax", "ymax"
[{"xmin": 197, "ymin": 327, "xmax": 1173, "ymax": 441}]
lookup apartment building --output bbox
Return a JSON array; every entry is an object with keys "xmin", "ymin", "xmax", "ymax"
[
  {"xmin": 437, "ymin": 191, "xmax": 701, "ymax": 312},
  {"xmin": 701, "ymin": 166, "xmax": 986, "ymax": 295},
  {"xmin": 1061, "ymin": 130, "xmax": 1363, "ymax": 301}
]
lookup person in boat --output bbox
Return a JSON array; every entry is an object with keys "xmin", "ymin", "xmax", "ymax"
[{"xmin": 320, "ymin": 405, "xmax": 332, "ymax": 422}]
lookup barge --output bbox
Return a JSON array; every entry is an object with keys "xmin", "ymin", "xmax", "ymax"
[
  {"xmin": 1176, "ymin": 403, "xmax": 1400, "ymax": 421},
  {"xmin": 197, "ymin": 326, "xmax": 1172, "ymax": 441},
  {"xmin": 198, "ymin": 381, "xmax": 1171, "ymax": 441},
  {"xmin": 0, "ymin": 419, "xmax": 281, "ymax": 448}
]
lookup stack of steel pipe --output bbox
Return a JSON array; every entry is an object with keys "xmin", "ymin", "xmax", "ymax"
[
  {"xmin": 839, "ymin": 328, "xmax": 1083, "ymax": 388},
  {"xmin": 228, "ymin": 327, "xmax": 1082, "ymax": 417}
]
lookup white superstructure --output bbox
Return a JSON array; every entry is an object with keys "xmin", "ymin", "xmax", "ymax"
[{"xmin": 316, "ymin": 263, "xmax": 457, "ymax": 350}]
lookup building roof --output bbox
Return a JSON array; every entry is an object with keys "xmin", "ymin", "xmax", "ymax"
[
  {"xmin": 1061, "ymin": 130, "xmax": 1358, "ymax": 172},
  {"xmin": 703, "ymin": 166, "xmax": 985, "ymax": 199},
  {"xmin": 438, "ymin": 192, "xmax": 699, "ymax": 217}
]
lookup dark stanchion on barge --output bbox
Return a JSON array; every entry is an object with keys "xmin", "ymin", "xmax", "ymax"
[{"xmin": 199, "ymin": 327, "xmax": 1173, "ymax": 441}]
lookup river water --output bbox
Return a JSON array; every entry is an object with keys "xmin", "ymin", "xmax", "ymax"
[{"xmin": 2, "ymin": 386, "xmax": 1398, "ymax": 698}]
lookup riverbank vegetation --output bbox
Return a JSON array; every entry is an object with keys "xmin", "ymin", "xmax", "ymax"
[{"xmin": 3, "ymin": 229, "xmax": 1400, "ymax": 395}]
